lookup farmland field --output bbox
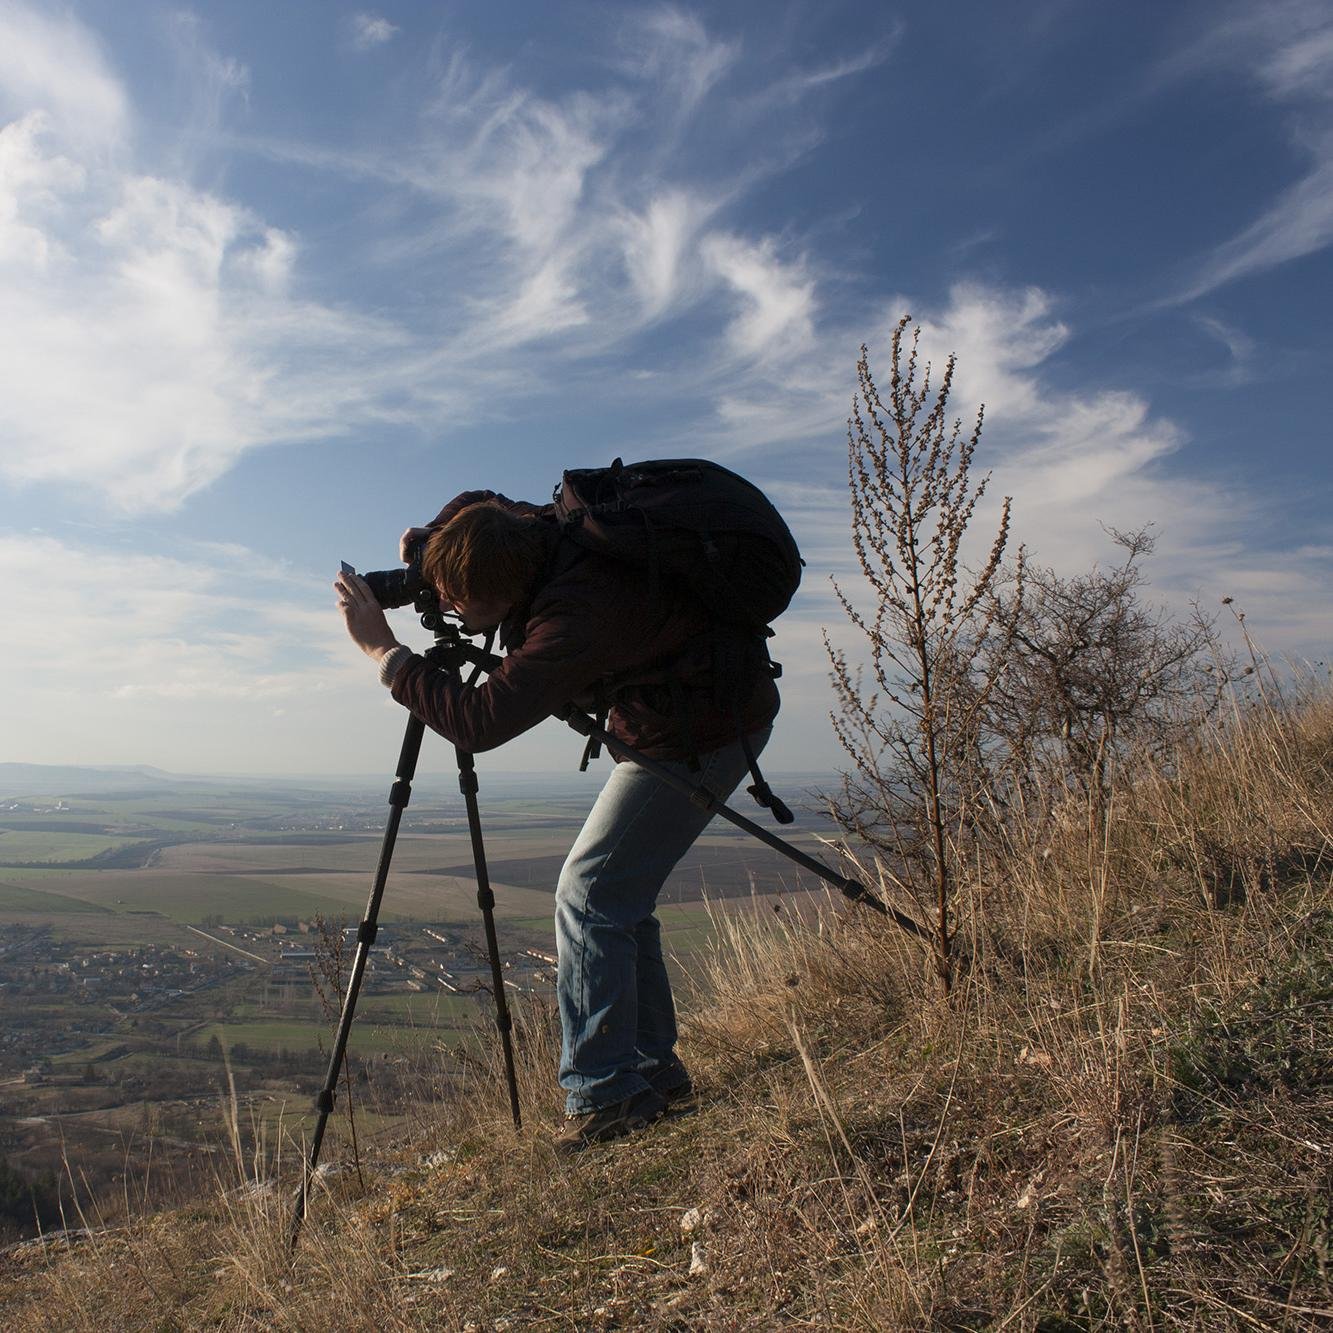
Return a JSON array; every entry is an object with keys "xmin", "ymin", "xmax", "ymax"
[
  {"xmin": 0, "ymin": 829, "xmax": 149, "ymax": 863},
  {"xmin": 0, "ymin": 764, "xmax": 840, "ymax": 1228},
  {"xmin": 0, "ymin": 879, "xmax": 113, "ymax": 913}
]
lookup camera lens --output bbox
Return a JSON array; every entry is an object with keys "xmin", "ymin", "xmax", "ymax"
[{"xmin": 363, "ymin": 567, "xmax": 418, "ymax": 609}]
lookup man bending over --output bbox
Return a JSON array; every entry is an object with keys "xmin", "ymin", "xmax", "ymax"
[{"xmin": 334, "ymin": 491, "xmax": 777, "ymax": 1152}]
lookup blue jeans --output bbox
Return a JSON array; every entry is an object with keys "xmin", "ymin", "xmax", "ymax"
[{"xmin": 555, "ymin": 728, "xmax": 770, "ymax": 1114}]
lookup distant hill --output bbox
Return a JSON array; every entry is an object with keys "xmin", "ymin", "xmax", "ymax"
[
  {"xmin": 0, "ymin": 762, "xmax": 842, "ymax": 802},
  {"xmin": 0, "ymin": 763, "xmax": 198, "ymax": 797}
]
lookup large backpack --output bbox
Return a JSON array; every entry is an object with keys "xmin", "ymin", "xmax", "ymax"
[
  {"xmin": 552, "ymin": 458, "xmax": 802, "ymax": 822},
  {"xmin": 552, "ymin": 458, "xmax": 802, "ymax": 632}
]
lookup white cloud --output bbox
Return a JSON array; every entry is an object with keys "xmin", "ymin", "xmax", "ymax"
[
  {"xmin": 232, "ymin": 226, "xmax": 296, "ymax": 294},
  {"xmin": 0, "ymin": 533, "xmax": 343, "ymax": 700},
  {"xmin": 750, "ymin": 27, "xmax": 903, "ymax": 109},
  {"xmin": 703, "ymin": 234, "xmax": 815, "ymax": 365},
  {"xmin": 1178, "ymin": 1, "xmax": 1333, "ymax": 299},
  {"xmin": 221, "ymin": 14, "xmax": 891, "ymax": 457},
  {"xmin": 1255, "ymin": 6, "xmax": 1333, "ymax": 98},
  {"xmin": 0, "ymin": 531, "xmax": 426, "ymax": 772},
  {"xmin": 617, "ymin": 188, "xmax": 718, "ymax": 319},
  {"xmin": 703, "ymin": 272, "xmax": 1305, "ymax": 624},
  {"xmin": 0, "ymin": 0, "xmax": 1313, "ymax": 673},
  {"xmin": 349, "ymin": 13, "xmax": 399, "ymax": 52},
  {"xmin": 1192, "ymin": 312, "xmax": 1258, "ymax": 385},
  {"xmin": 1182, "ymin": 147, "xmax": 1333, "ymax": 300},
  {"xmin": 0, "ymin": 2, "xmax": 127, "ymax": 145},
  {"xmin": 616, "ymin": 6, "xmax": 738, "ymax": 121},
  {"xmin": 0, "ymin": 110, "xmax": 83, "ymax": 264},
  {"xmin": 0, "ymin": 25, "xmax": 405, "ymax": 512}
]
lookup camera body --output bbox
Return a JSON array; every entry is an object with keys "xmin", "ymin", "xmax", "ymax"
[{"xmin": 362, "ymin": 540, "xmax": 452, "ymax": 630}]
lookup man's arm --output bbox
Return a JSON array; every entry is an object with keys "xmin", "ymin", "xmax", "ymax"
[
  {"xmin": 388, "ymin": 594, "xmax": 609, "ymax": 752},
  {"xmin": 334, "ymin": 568, "xmax": 402, "ymax": 664}
]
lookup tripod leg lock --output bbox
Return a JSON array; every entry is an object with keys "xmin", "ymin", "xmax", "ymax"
[
  {"xmin": 458, "ymin": 771, "xmax": 479, "ymax": 796},
  {"xmin": 315, "ymin": 1089, "xmax": 335, "ymax": 1115},
  {"xmin": 358, "ymin": 920, "xmax": 378, "ymax": 946},
  {"xmin": 746, "ymin": 781, "xmax": 795, "ymax": 825},
  {"xmin": 390, "ymin": 779, "xmax": 413, "ymax": 808}
]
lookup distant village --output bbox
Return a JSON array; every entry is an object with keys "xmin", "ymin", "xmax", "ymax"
[{"xmin": 0, "ymin": 919, "xmax": 556, "ymax": 1083}]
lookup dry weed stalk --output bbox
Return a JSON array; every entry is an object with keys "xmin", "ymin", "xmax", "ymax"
[
  {"xmin": 309, "ymin": 913, "xmax": 364, "ymax": 1188},
  {"xmin": 826, "ymin": 313, "xmax": 1022, "ymax": 994}
]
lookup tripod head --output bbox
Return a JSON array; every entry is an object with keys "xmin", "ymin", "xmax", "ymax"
[{"xmin": 419, "ymin": 607, "xmax": 503, "ymax": 678}]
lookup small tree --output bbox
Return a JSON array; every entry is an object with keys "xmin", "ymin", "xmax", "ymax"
[
  {"xmin": 825, "ymin": 315, "xmax": 1022, "ymax": 994},
  {"xmin": 979, "ymin": 526, "xmax": 1223, "ymax": 810}
]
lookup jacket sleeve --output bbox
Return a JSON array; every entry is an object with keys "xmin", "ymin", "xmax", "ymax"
[
  {"xmin": 424, "ymin": 490, "xmax": 549, "ymax": 529},
  {"xmin": 388, "ymin": 588, "xmax": 613, "ymax": 752}
]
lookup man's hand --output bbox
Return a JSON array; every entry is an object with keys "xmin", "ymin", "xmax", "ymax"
[
  {"xmin": 334, "ymin": 570, "xmax": 401, "ymax": 662},
  {"xmin": 400, "ymin": 527, "xmax": 432, "ymax": 563}
]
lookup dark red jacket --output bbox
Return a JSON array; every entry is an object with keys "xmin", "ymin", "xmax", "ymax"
[{"xmin": 389, "ymin": 491, "xmax": 780, "ymax": 758}]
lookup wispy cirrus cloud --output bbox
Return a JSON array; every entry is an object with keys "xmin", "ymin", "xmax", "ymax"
[
  {"xmin": 0, "ymin": 2, "xmax": 901, "ymax": 513},
  {"xmin": 613, "ymin": 5, "xmax": 739, "ymax": 124},
  {"xmin": 703, "ymin": 233, "xmax": 816, "ymax": 365},
  {"xmin": 1176, "ymin": 0, "xmax": 1333, "ymax": 300},
  {"xmin": 0, "ymin": 106, "xmax": 407, "ymax": 510},
  {"xmin": 0, "ymin": 0, "xmax": 1320, "ymax": 661}
]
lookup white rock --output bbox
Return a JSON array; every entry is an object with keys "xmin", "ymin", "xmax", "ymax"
[
  {"xmin": 411, "ymin": 1266, "xmax": 454, "ymax": 1283},
  {"xmin": 490, "ymin": 1265, "xmax": 510, "ymax": 1282},
  {"xmin": 689, "ymin": 1242, "xmax": 707, "ymax": 1277}
]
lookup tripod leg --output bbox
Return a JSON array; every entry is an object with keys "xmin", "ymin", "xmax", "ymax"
[
  {"xmin": 455, "ymin": 748, "xmax": 522, "ymax": 1129},
  {"xmin": 554, "ymin": 706, "xmax": 927, "ymax": 942},
  {"xmin": 290, "ymin": 714, "xmax": 425, "ymax": 1252}
]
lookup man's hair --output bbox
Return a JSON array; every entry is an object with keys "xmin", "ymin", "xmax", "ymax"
[{"xmin": 420, "ymin": 501, "xmax": 548, "ymax": 608}]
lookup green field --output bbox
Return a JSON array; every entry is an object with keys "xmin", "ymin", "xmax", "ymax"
[
  {"xmin": 0, "ymin": 830, "xmax": 148, "ymax": 863},
  {"xmin": 0, "ymin": 870, "xmax": 372, "ymax": 924},
  {"xmin": 196, "ymin": 1010, "xmax": 479, "ymax": 1056},
  {"xmin": 0, "ymin": 879, "xmax": 113, "ymax": 913}
]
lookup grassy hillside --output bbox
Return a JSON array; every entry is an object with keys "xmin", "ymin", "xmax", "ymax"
[{"xmin": 1, "ymin": 683, "xmax": 1329, "ymax": 1330}]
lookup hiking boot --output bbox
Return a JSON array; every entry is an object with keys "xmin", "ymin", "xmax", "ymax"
[
  {"xmin": 554, "ymin": 1088, "xmax": 667, "ymax": 1155},
  {"xmin": 646, "ymin": 1063, "xmax": 696, "ymax": 1113}
]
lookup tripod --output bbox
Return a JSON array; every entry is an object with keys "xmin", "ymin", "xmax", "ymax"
[
  {"xmin": 290, "ymin": 619, "xmax": 924, "ymax": 1250},
  {"xmin": 289, "ymin": 625, "xmax": 520, "ymax": 1250}
]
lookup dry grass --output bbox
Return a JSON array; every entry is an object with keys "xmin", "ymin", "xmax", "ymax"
[{"xmin": 2, "ymin": 681, "xmax": 1330, "ymax": 1330}]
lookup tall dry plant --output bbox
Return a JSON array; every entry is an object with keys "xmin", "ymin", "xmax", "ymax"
[
  {"xmin": 825, "ymin": 314, "xmax": 1022, "ymax": 994},
  {"xmin": 309, "ymin": 915, "xmax": 364, "ymax": 1188}
]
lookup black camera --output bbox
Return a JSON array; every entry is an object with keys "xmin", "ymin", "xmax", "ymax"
[
  {"xmin": 357, "ymin": 540, "xmax": 456, "ymax": 630},
  {"xmin": 359, "ymin": 537, "xmax": 433, "ymax": 611}
]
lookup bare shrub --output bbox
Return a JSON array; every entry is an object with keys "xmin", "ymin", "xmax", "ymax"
[{"xmin": 979, "ymin": 525, "xmax": 1225, "ymax": 812}]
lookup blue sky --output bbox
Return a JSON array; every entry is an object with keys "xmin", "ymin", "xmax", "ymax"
[{"xmin": 0, "ymin": 0, "xmax": 1329, "ymax": 777}]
